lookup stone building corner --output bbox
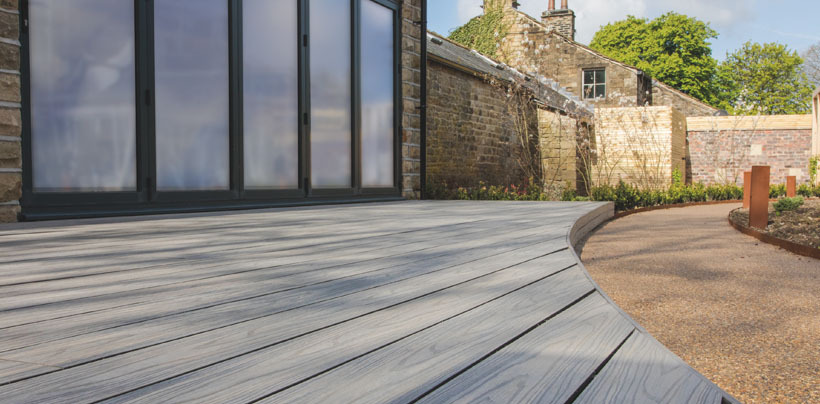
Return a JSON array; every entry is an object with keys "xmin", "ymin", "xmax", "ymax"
[
  {"xmin": 0, "ymin": 0, "xmax": 21, "ymax": 223},
  {"xmin": 401, "ymin": 0, "xmax": 423, "ymax": 199}
]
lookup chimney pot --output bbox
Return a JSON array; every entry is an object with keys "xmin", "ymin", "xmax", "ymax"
[
  {"xmin": 561, "ymin": 0, "xmax": 567, "ymax": 9},
  {"xmin": 548, "ymin": 0, "xmax": 555, "ymax": 11}
]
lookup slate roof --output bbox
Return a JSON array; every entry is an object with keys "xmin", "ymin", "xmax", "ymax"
[{"xmin": 426, "ymin": 31, "xmax": 594, "ymax": 118}]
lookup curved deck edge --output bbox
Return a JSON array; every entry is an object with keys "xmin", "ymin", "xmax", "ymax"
[{"xmin": 567, "ymin": 202, "xmax": 741, "ymax": 404}]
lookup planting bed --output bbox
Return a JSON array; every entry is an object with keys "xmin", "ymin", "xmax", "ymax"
[{"xmin": 730, "ymin": 200, "xmax": 820, "ymax": 249}]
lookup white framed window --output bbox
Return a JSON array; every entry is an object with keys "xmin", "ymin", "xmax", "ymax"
[{"xmin": 582, "ymin": 68, "xmax": 606, "ymax": 99}]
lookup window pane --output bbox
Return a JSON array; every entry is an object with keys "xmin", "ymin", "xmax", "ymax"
[
  {"xmin": 29, "ymin": 0, "xmax": 136, "ymax": 192},
  {"xmin": 595, "ymin": 84, "xmax": 606, "ymax": 98},
  {"xmin": 310, "ymin": 0, "xmax": 352, "ymax": 189},
  {"xmin": 361, "ymin": 1, "xmax": 394, "ymax": 188},
  {"xmin": 155, "ymin": 0, "xmax": 230, "ymax": 191},
  {"xmin": 583, "ymin": 84, "xmax": 594, "ymax": 99},
  {"xmin": 243, "ymin": 0, "xmax": 299, "ymax": 190},
  {"xmin": 595, "ymin": 69, "xmax": 606, "ymax": 83},
  {"xmin": 583, "ymin": 70, "xmax": 594, "ymax": 84}
]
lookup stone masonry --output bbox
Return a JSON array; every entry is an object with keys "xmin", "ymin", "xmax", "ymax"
[
  {"xmin": 0, "ymin": 0, "xmax": 20, "ymax": 222},
  {"xmin": 401, "ymin": 0, "xmax": 423, "ymax": 198},
  {"xmin": 594, "ymin": 106, "xmax": 687, "ymax": 189},
  {"xmin": 687, "ymin": 115, "xmax": 814, "ymax": 185},
  {"xmin": 486, "ymin": 0, "xmax": 718, "ymax": 117},
  {"xmin": 425, "ymin": 61, "xmax": 528, "ymax": 189}
]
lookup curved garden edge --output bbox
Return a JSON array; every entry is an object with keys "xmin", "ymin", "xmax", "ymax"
[
  {"xmin": 612, "ymin": 199, "xmax": 742, "ymax": 219},
  {"xmin": 728, "ymin": 209, "xmax": 820, "ymax": 260},
  {"xmin": 566, "ymin": 201, "xmax": 740, "ymax": 403}
]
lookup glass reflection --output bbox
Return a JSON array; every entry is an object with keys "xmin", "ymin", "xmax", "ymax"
[
  {"xmin": 29, "ymin": 0, "xmax": 136, "ymax": 192},
  {"xmin": 243, "ymin": 0, "xmax": 299, "ymax": 190},
  {"xmin": 155, "ymin": 0, "xmax": 230, "ymax": 191},
  {"xmin": 361, "ymin": 1, "xmax": 394, "ymax": 188},
  {"xmin": 310, "ymin": 0, "xmax": 352, "ymax": 189}
]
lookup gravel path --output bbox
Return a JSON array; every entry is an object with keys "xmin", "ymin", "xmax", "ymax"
[{"xmin": 579, "ymin": 203, "xmax": 820, "ymax": 404}]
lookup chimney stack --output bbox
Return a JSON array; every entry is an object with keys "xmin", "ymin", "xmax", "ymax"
[{"xmin": 542, "ymin": 0, "xmax": 576, "ymax": 40}]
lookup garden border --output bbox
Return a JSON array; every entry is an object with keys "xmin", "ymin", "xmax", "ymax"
[
  {"xmin": 728, "ymin": 208, "xmax": 820, "ymax": 260},
  {"xmin": 612, "ymin": 200, "xmax": 742, "ymax": 219}
]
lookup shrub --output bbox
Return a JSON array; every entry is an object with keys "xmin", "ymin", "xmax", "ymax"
[
  {"xmin": 773, "ymin": 196, "xmax": 804, "ymax": 214},
  {"xmin": 797, "ymin": 184, "xmax": 813, "ymax": 198},
  {"xmin": 770, "ymin": 184, "xmax": 787, "ymax": 198}
]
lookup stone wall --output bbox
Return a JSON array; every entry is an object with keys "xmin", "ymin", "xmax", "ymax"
[
  {"xmin": 538, "ymin": 108, "xmax": 579, "ymax": 190},
  {"xmin": 425, "ymin": 61, "xmax": 529, "ymax": 190},
  {"xmin": 592, "ymin": 106, "xmax": 686, "ymax": 189},
  {"xmin": 0, "ymin": 0, "xmax": 20, "ymax": 222},
  {"xmin": 652, "ymin": 81, "xmax": 719, "ymax": 117},
  {"xmin": 687, "ymin": 115, "xmax": 813, "ymax": 185},
  {"xmin": 400, "ymin": 0, "xmax": 423, "ymax": 198}
]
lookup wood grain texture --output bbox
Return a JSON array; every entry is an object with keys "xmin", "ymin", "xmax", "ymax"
[
  {"xmin": 0, "ymin": 201, "xmax": 735, "ymax": 404},
  {"xmin": 0, "ymin": 359, "xmax": 59, "ymax": 385},
  {"xmin": 265, "ymin": 267, "xmax": 596, "ymax": 404},
  {"xmin": 417, "ymin": 294, "xmax": 635, "ymax": 404},
  {"xmin": 574, "ymin": 332, "xmax": 727, "ymax": 404},
  {"xmin": 105, "ymin": 257, "xmax": 587, "ymax": 404}
]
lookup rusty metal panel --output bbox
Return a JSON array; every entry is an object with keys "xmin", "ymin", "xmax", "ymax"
[
  {"xmin": 749, "ymin": 166, "xmax": 770, "ymax": 229},
  {"xmin": 743, "ymin": 171, "xmax": 752, "ymax": 209}
]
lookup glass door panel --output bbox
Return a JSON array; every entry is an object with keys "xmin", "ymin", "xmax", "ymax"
[
  {"xmin": 361, "ymin": 0, "xmax": 395, "ymax": 188},
  {"xmin": 29, "ymin": 0, "xmax": 137, "ymax": 192},
  {"xmin": 154, "ymin": 0, "xmax": 230, "ymax": 191},
  {"xmin": 309, "ymin": 0, "xmax": 352, "ymax": 189},
  {"xmin": 243, "ymin": 0, "xmax": 299, "ymax": 190}
]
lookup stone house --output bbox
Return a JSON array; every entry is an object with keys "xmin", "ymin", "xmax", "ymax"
[
  {"xmin": 0, "ymin": 0, "xmax": 426, "ymax": 222},
  {"xmin": 486, "ymin": 0, "xmax": 720, "ymax": 117},
  {"xmin": 425, "ymin": 31, "xmax": 593, "ymax": 193}
]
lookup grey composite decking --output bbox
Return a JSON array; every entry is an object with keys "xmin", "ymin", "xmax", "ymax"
[{"xmin": 0, "ymin": 201, "xmax": 736, "ymax": 403}]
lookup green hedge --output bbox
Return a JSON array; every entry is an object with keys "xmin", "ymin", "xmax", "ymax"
[{"xmin": 428, "ymin": 178, "xmax": 820, "ymax": 213}]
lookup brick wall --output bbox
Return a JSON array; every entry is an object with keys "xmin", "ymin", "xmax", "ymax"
[
  {"xmin": 0, "ymin": 0, "xmax": 20, "ymax": 222},
  {"xmin": 400, "ymin": 0, "xmax": 423, "ymax": 198},
  {"xmin": 425, "ymin": 61, "xmax": 529, "ymax": 190},
  {"xmin": 593, "ymin": 106, "xmax": 686, "ymax": 189},
  {"xmin": 687, "ymin": 115, "xmax": 813, "ymax": 185}
]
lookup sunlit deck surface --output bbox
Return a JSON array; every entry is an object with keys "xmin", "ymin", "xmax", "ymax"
[{"xmin": 0, "ymin": 201, "xmax": 735, "ymax": 403}]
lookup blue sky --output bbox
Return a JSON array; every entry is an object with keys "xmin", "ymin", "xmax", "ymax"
[{"xmin": 428, "ymin": 0, "xmax": 820, "ymax": 60}]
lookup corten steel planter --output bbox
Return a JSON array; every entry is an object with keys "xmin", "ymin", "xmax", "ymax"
[
  {"xmin": 787, "ymin": 176, "xmax": 797, "ymax": 197},
  {"xmin": 749, "ymin": 166, "xmax": 771, "ymax": 229},
  {"xmin": 743, "ymin": 171, "xmax": 752, "ymax": 209}
]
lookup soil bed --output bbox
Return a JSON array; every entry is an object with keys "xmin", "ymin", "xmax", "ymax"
[{"xmin": 730, "ymin": 200, "xmax": 820, "ymax": 249}]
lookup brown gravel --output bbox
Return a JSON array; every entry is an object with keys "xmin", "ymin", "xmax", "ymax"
[
  {"xmin": 731, "ymin": 200, "xmax": 820, "ymax": 249},
  {"xmin": 579, "ymin": 204, "xmax": 820, "ymax": 404}
]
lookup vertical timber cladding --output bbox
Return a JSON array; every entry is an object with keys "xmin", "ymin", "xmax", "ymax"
[
  {"xmin": 15, "ymin": 0, "xmax": 414, "ymax": 221},
  {"xmin": 0, "ymin": 0, "xmax": 21, "ymax": 222}
]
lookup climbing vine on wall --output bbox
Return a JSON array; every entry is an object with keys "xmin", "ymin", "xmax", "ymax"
[{"xmin": 448, "ymin": 0, "xmax": 509, "ymax": 58}]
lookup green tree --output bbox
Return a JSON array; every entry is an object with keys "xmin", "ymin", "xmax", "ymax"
[
  {"xmin": 717, "ymin": 41, "xmax": 813, "ymax": 115},
  {"xmin": 589, "ymin": 13, "xmax": 719, "ymax": 105},
  {"xmin": 448, "ymin": 0, "xmax": 508, "ymax": 57}
]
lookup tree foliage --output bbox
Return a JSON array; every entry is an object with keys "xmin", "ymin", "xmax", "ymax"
[
  {"xmin": 717, "ymin": 41, "xmax": 813, "ymax": 115},
  {"xmin": 448, "ymin": 0, "xmax": 508, "ymax": 57},
  {"xmin": 589, "ymin": 13, "xmax": 719, "ymax": 104}
]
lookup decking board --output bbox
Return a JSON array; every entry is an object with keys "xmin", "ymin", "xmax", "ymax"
[{"xmin": 0, "ymin": 201, "xmax": 735, "ymax": 404}]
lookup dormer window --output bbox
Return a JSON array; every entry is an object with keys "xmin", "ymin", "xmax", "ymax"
[{"xmin": 583, "ymin": 68, "xmax": 606, "ymax": 99}]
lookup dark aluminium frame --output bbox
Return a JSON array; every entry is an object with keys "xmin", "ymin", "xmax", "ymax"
[{"xmin": 18, "ymin": 0, "xmax": 403, "ymax": 220}]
